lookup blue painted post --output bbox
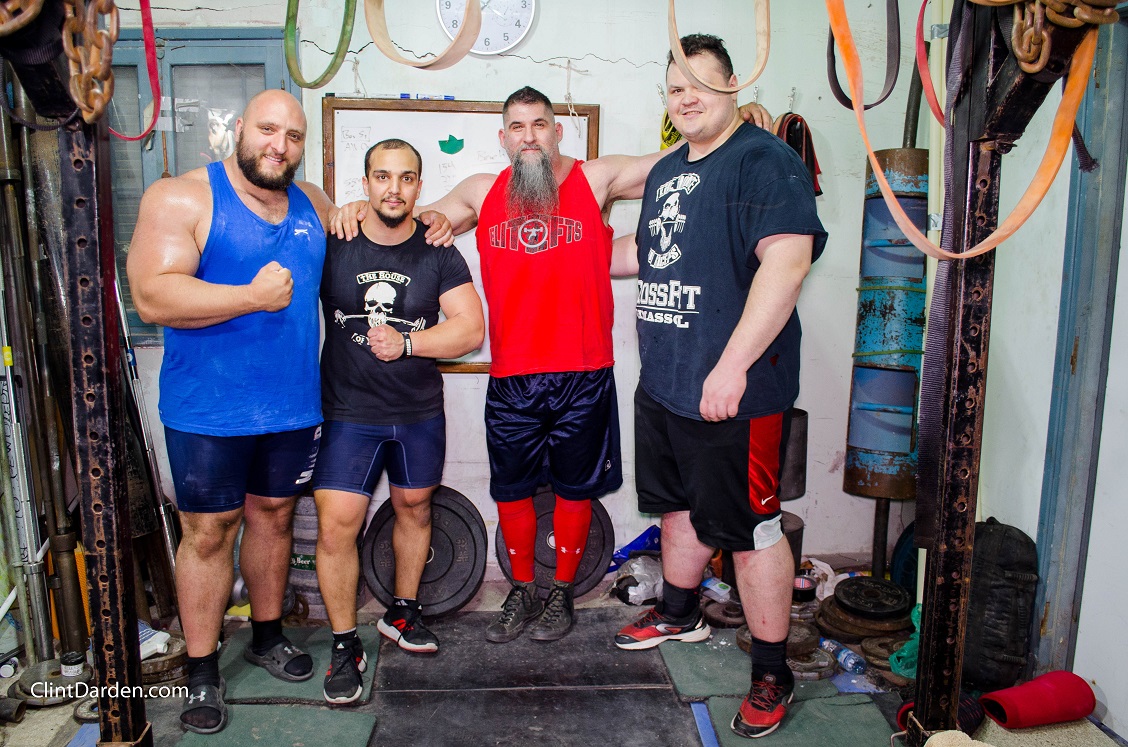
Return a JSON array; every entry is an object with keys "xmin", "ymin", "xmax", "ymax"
[{"xmin": 844, "ymin": 148, "xmax": 928, "ymax": 575}]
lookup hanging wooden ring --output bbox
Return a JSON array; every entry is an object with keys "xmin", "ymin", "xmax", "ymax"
[
  {"xmin": 667, "ymin": 0, "xmax": 770, "ymax": 94},
  {"xmin": 364, "ymin": 0, "xmax": 480, "ymax": 71},
  {"xmin": 284, "ymin": 0, "xmax": 357, "ymax": 89}
]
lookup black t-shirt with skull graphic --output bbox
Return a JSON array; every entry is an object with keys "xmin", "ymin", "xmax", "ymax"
[
  {"xmin": 635, "ymin": 122, "xmax": 828, "ymax": 420},
  {"xmin": 320, "ymin": 220, "xmax": 473, "ymax": 425}
]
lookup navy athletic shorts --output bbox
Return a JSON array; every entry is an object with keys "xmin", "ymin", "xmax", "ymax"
[
  {"xmin": 634, "ymin": 385, "xmax": 785, "ymax": 552},
  {"xmin": 164, "ymin": 424, "xmax": 321, "ymax": 514},
  {"xmin": 311, "ymin": 414, "xmax": 446, "ymax": 495},
  {"xmin": 485, "ymin": 367, "xmax": 623, "ymax": 502}
]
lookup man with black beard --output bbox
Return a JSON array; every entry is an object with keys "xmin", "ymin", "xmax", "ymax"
[
  {"xmin": 127, "ymin": 91, "xmax": 452, "ymax": 734},
  {"xmin": 313, "ymin": 140, "xmax": 482, "ymax": 703},
  {"xmin": 337, "ymin": 86, "xmax": 771, "ymax": 644}
]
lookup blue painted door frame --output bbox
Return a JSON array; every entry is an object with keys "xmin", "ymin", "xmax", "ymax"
[{"xmin": 1031, "ymin": 11, "xmax": 1128, "ymax": 675}]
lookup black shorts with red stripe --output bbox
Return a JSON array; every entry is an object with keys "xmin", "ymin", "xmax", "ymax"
[{"xmin": 634, "ymin": 385, "xmax": 786, "ymax": 552}]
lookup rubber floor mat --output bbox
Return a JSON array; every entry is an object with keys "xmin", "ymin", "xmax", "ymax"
[
  {"xmin": 659, "ymin": 628, "xmax": 839, "ymax": 701},
  {"xmin": 376, "ymin": 608, "xmax": 669, "ymax": 691},
  {"xmin": 177, "ymin": 704, "xmax": 375, "ymax": 747},
  {"xmin": 218, "ymin": 626, "xmax": 381, "ymax": 704},
  {"xmin": 707, "ymin": 693, "xmax": 894, "ymax": 746}
]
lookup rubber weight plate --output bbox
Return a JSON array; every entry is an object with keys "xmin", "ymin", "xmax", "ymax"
[
  {"xmin": 736, "ymin": 624, "xmax": 752, "ymax": 654},
  {"xmin": 823, "ymin": 597, "xmax": 912, "ymax": 636},
  {"xmin": 834, "ymin": 576, "xmax": 913, "ymax": 620},
  {"xmin": 361, "ymin": 486, "xmax": 487, "ymax": 617},
  {"xmin": 495, "ymin": 488, "xmax": 614, "ymax": 599}
]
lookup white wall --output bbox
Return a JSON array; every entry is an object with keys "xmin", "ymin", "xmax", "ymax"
[
  {"xmin": 1073, "ymin": 170, "xmax": 1128, "ymax": 736},
  {"xmin": 128, "ymin": 1, "xmax": 1074, "ymax": 566}
]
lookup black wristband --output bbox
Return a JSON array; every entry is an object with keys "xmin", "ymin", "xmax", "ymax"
[{"xmin": 402, "ymin": 332, "xmax": 412, "ymax": 358}]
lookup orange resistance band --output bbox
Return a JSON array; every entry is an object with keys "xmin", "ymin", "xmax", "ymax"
[{"xmin": 827, "ymin": 0, "xmax": 1097, "ymax": 261}]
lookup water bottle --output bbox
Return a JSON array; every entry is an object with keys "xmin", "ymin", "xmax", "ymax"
[{"xmin": 819, "ymin": 637, "xmax": 867, "ymax": 674}]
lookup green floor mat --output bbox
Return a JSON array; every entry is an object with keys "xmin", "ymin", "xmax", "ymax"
[
  {"xmin": 178, "ymin": 704, "xmax": 375, "ymax": 747},
  {"xmin": 708, "ymin": 693, "xmax": 894, "ymax": 746},
  {"xmin": 659, "ymin": 629, "xmax": 839, "ymax": 701},
  {"xmin": 218, "ymin": 626, "xmax": 381, "ymax": 704}
]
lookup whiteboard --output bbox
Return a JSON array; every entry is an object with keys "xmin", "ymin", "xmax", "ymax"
[{"xmin": 322, "ymin": 98, "xmax": 600, "ymax": 370}]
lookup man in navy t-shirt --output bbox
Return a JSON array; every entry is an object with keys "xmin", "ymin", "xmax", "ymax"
[{"xmin": 610, "ymin": 34, "xmax": 827, "ymax": 740}]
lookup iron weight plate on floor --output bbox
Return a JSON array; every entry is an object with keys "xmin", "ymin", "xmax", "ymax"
[
  {"xmin": 701, "ymin": 599, "xmax": 746, "ymax": 629},
  {"xmin": 361, "ymin": 486, "xmax": 487, "ymax": 617},
  {"xmin": 823, "ymin": 597, "xmax": 913, "ymax": 635},
  {"xmin": 495, "ymin": 488, "xmax": 615, "ymax": 599},
  {"xmin": 834, "ymin": 576, "xmax": 913, "ymax": 620},
  {"xmin": 787, "ymin": 648, "xmax": 837, "ymax": 680}
]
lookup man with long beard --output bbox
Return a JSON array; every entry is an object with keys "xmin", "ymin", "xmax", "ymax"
[
  {"xmin": 338, "ymin": 87, "xmax": 771, "ymax": 644},
  {"xmin": 127, "ymin": 90, "xmax": 451, "ymax": 734}
]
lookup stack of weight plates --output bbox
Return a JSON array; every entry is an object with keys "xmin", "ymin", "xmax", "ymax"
[
  {"xmin": 816, "ymin": 577, "xmax": 914, "ymax": 644},
  {"xmin": 736, "ymin": 621, "xmax": 836, "ymax": 681},
  {"xmin": 790, "ymin": 599, "xmax": 818, "ymax": 623}
]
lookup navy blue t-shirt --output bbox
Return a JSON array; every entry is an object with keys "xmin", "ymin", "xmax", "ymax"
[
  {"xmin": 635, "ymin": 122, "xmax": 828, "ymax": 420},
  {"xmin": 320, "ymin": 220, "xmax": 473, "ymax": 425}
]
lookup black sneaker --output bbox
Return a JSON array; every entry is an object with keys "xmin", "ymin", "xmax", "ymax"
[
  {"xmin": 731, "ymin": 671, "xmax": 795, "ymax": 739},
  {"xmin": 323, "ymin": 637, "xmax": 367, "ymax": 705},
  {"xmin": 485, "ymin": 582, "xmax": 544, "ymax": 643},
  {"xmin": 528, "ymin": 581, "xmax": 574, "ymax": 642},
  {"xmin": 377, "ymin": 605, "xmax": 440, "ymax": 653}
]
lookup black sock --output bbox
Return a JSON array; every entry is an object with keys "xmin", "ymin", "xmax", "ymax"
[
  {"xmin": 393, "ymin": 597, "xmax": 419, "ymax": 609},
  {"xmin": 750, "ymin": 636, "xmax": 792, "ymax": 683},
  {"xmin": 251, "ymin": 618, "xmax": 285, "ymax": 654},
  {"xmin": 186, "ymin": 651, "xmax": 220, "ymax": 689},
  {"xmin": 660, "ymin": 580, "xmax": 700, "ymax": 620},
  {"xmin": 332, "ymin": 628, "xmax": 358, "ymax": 645}
]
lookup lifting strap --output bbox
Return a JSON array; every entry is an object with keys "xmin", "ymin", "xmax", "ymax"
[
  {"xmin": 668, "ymin": 0, "xmax": 770, "ymax": 94},
  {"xmin": 826, "ymin": 0, "xmax": 1098, "ymax": 260},
  {"xmin": 827, "ymin": 0, "xmax": 901, "ymax": 110}
]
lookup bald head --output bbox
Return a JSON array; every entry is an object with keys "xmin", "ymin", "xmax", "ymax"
[{"xmin": 234, "ymin": 89, "xmax": 307, "ymax": 191}]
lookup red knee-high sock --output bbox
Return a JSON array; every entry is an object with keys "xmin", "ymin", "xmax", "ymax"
[
  {"xmin": 497, "ymin": 497, "xmax": 537, "ymax": 583},
  {"xmin": 553, "ymin": 495, "xmax": 592, "ymax": 584}
]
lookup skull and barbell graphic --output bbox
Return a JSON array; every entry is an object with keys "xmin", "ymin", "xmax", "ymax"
[{"xmin": 334, "ymin": 281, "xmax": 426, "ymax": 332}]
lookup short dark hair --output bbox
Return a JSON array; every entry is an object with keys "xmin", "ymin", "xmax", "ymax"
[
  {"xmin": 667, "ymin": 34, "xmax": 735, "ymax": 80},
  {"xmin": 363, "ymin": 138, "xmax": 422, "ymax": 178},
  {"xmin": 502, "ymin": 86, "xmax": 554, "ymax": 121}
]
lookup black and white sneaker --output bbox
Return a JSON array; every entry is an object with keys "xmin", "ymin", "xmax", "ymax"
[
  {"xmin": 378, "ymin": 604, "xmax": 440, "ymax": 653},
  {"xmin": 323, "ymin": 637, "xmax": 367, "ymax": 705}
]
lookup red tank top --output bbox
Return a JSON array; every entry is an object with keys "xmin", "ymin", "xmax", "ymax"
[{"xmin": 476, "ymin": 160, "xmax": 615, "ymax": 377}]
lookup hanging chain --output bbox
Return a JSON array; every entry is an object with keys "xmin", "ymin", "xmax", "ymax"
[
  {"xmin": 60, "ymin": 0, "xmax": 120, "ymax": 124},
  {"xmin": 0, "ymin": 0, "xmax": 44, "ymax": 37},
  {"xmin": 1007, "ymin": 0, "xmax": 1118, "ymax": 75}
]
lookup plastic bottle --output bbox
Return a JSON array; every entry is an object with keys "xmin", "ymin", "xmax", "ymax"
[{"xmin": 819, "ymin": 637, "xmax": 867, "ymax": 674}]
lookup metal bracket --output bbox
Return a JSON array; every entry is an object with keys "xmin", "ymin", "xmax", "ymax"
[
  {"xmin": 930, "ymin": 24, "xmax": 950, "ymax": 40},
  {"xmin": 929, "ymin": 213, "xmax": 943, "ymax": 232}
]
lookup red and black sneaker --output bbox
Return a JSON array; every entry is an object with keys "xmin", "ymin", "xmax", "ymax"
[
  {"xmin": 614, "ymin": 606, "xmax": 711, "ymax": 650},
  {"xmin": 731, "ymin": 672, "xmax": 795, "ymax": 739},
  {"xmin": 378, "ymin": 604, "xmax": 440, "ymax": 653}
]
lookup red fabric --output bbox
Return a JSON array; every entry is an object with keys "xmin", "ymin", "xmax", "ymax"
[
  {"xmin": 747, "ymin": 412, "xmax": 784, "ymax": 516},
  {"xmin": 496, "ymin": 497, "xmax": 537, "ymax": 583},
  {"xmin": 475, "ymin": 161, "xmax": 615, "ymax": 377},
  {"xmin": 552, "ymin": 495, "xmax": 592, "ymax": 583},
  {"xmin": 916, "ymin": 0, "xmax": 945, "ymax": 125},
  {"xmin": 979, "ymin": 671, "xmax": 1096, "ymax": 729}
]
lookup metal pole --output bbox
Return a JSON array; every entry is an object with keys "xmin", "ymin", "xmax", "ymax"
[{"xmin": 61, "ymin": 117, "xmax": 151, "ymax": 745}]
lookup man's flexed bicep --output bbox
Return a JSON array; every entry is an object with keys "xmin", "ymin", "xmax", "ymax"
[{"xmin": 127, "ymin": 176, "xmax": 285, "ymax": 329}]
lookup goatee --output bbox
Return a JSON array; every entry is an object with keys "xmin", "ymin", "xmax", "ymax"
[
  {"xmin": 376, "ymin": 209, "xmax": 409, "ymax": 229},
  {"xmin": 235, "ymin": 135, "xmax": 300, "ymax": 191},
  {"xmin": 506, "ymin": 147, "xmax": 558, "ymax": 216}
]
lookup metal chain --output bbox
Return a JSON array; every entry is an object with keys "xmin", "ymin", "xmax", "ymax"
[
  {"xmin": 60, "ymin": 0, "xmax": 120, "ymax": 124},
  {"xmin": 1012, "ymin": 1, "xmax": 1052, "ymax": 74},
  {"xmin": 0, "ymin": 0, "xmax": 44, "ymax": 37}
]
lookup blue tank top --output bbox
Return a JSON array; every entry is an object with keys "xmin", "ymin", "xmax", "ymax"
[{"xmin": 158, "ymin": 161, "xmax": 325, "ymax": 436}]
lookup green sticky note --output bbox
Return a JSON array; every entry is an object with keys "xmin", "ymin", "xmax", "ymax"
[{"xmin": 439, "ymin": 135, "xmax": 464, "ymax": 154}]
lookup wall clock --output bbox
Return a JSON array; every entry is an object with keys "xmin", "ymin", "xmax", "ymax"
[{"xmin": 437, "ymin": 0, "xmax": 535, "ymax": 55}]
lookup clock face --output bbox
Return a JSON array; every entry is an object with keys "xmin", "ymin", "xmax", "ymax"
[{"xmin": 437, "ymin": 0, "xmax": 535, "ymax": 55}]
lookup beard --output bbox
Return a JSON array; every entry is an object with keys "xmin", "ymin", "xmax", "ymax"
[
  {"xmin": 506, "ymin": 147, "xmax": 558, "ymax": 216},
  {"xmin": 375, "ymin": 207, "xmax": 410, "ymax": 229},
  {"xmin": 235, "ymin": 135, "xmax": 300, "ymax": 191}
]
